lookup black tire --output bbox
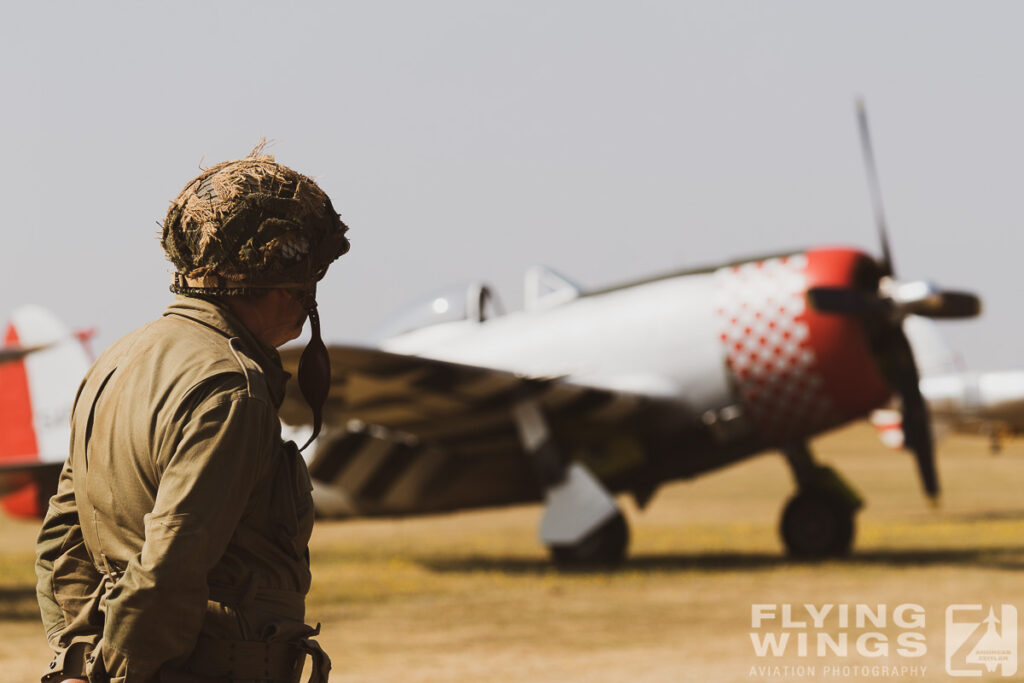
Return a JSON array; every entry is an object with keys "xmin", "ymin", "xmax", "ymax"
[
  {"xmin": 780, "ymin": 492, "xmax": 855, "ymax": 558},
  {"xmin": 549, "ymin": 512, "xmax": 630, "ymax": 569}
]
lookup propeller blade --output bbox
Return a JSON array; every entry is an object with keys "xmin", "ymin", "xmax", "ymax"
[
  {"xmin": 856, "ymin": 98, "xmax": 895, "ymax": 277},
  {"xmin": 885, "ymin": 330, "xmax": 939, "ymax": 499},
  {"xmin": 806, "ymin": 286, "xmax": 879, "ymax": 315},
  {"xmin": 909, "ymin": 291, "xmax": 981, "ymax": 319},
  {"xmin": 883, "ymin": 280, "xmax": 982, "ymax": 319}
]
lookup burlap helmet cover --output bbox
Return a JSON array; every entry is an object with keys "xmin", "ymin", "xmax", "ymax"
[{"xmin": 162, "ymin": 149, "xmax": 350, "ymax": 293}]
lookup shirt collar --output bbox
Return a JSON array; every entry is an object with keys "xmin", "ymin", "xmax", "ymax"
[{"xmin": 162, "ymin": 295, "xmax": 290, "ymax": 406}]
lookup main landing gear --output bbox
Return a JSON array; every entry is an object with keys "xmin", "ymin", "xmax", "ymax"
[
  {"xmin": 513, "ymin": 401, "xmax": 629, "ymax": 568},
  {"xmin": 780, "ymin": 443, "xmax": 863, "ymax": 558}
]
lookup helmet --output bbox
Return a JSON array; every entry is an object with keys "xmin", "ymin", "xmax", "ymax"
[{"xmin": 162, "ymin": 148, "xmax": 350, "ymax": 296}]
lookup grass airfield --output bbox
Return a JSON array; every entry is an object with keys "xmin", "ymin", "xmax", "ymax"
[{"xmin": 3, "ymin": 424, "xmax": 1024, "ymax": 682}]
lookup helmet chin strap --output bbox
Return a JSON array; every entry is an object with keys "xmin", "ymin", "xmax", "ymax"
[{"xmin": 296, "ymin": 293, "xmax": 330, "ymax": 452}]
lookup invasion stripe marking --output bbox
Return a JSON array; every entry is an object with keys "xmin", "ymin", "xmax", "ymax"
[
  {"xmin": 360, "ymin": 443, "xmax": 421, "ymax": 501},
  {"xmin": 309, "ymin": 430, "xmax": 371, "ymax": 483}
]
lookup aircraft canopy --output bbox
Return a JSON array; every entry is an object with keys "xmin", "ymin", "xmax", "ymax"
[{"xmin": 373, "ymin": 282, "xmax": 505, "ymax": 340}]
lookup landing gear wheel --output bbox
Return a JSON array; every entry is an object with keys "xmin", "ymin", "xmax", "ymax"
[
  {"xmin": 780, "ymin": 492, "xmax": 855, "ymax": 558},
  {"xmin": 549, "ymin": 512, "xmax": 629, "ymax": 569}
]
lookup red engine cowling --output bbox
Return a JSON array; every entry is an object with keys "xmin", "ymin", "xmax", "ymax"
[{"xmin": 715, "ymin": 248, "xmax": 891, "ymax": 445}]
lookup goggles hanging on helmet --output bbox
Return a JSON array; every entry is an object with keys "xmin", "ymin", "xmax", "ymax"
[{"xmin": 295, "ymin": 287, "xmax": 330, "ymax": 452}]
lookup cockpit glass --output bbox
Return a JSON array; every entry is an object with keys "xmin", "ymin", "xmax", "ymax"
[{"xmin": 372, "ymin": 282, "xmax": 503, "ymax": 340}]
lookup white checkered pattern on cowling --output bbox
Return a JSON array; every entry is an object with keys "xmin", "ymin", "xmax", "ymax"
[{"xmin": 713, "ymin": 254, "xmax": 837, "ymax": 442}]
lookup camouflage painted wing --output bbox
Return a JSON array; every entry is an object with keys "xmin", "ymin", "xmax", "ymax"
[{"xmin": 279, "ymin": 345, "xmax": 684, "ymax": 517}]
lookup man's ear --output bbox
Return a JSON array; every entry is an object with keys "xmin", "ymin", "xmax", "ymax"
[{"xmin": 265, "ymin": 288, "xmax": 295, "ymax": 307}]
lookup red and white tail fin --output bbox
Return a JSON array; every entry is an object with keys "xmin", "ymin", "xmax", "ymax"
[{"xmin": 0, "ymin": 305, "xmax": 91, "ymax": 518}]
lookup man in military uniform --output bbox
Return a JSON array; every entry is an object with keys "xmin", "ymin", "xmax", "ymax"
[{"xmin": 35, "ymin": 148, "xmax": 349, "ymax": 682}]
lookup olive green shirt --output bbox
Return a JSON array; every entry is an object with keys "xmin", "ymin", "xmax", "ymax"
[{"xmin": 35, "ymin": 296, "xmax": 316, "ymax": 682}]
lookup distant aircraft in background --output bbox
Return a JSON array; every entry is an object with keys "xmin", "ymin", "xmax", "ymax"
[
  {"xmin": 0, "ymin": 306, "xmax": 92, "ymax": 519},
  {"xmin": 872, "ymin": 316, "xmax": 1024, "ymax": 454}
]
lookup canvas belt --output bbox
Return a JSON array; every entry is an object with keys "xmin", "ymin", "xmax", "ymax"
[
  {"xmin": 185, "ymin": 634, "xmax": 330, "ymax": 683},
  {"xmin": 185, "ymin": 638, "xmax": 294, "ymax": 682},
  {"xmin": 87, "ymin": 566, "xmax": 331, "ymax": 683},
  {"xmin": 193, "ymin": 584, "xmax": 331, "ymax": 683}
]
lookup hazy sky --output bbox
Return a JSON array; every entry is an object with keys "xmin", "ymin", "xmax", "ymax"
[{"xmin": 1, "ymin": 2, "xmax": 1020, "ymax": 370}]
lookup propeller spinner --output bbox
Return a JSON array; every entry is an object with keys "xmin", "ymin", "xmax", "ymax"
[{"xmin": 807, "ymin": 101, "xmax": 981, "ymax": 500}]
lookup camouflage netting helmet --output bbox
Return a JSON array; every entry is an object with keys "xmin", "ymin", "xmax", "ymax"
[{"xmin": 162, "ymin": 147, "xmax": 350, "ymax": 295}]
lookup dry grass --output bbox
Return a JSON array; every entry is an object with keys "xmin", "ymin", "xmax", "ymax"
[{"xmin": 3, "ymin": 425, "xmax": 1024, "ymax": 681}]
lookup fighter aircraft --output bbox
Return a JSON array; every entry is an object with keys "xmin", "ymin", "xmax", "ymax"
[
  {"xmin": 278, "ymin": 104, "xmax": 982, "ymax": 565},
  {"xmin": 0, "ymin": 306, "xmax": 92, "ymax": 519}
]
